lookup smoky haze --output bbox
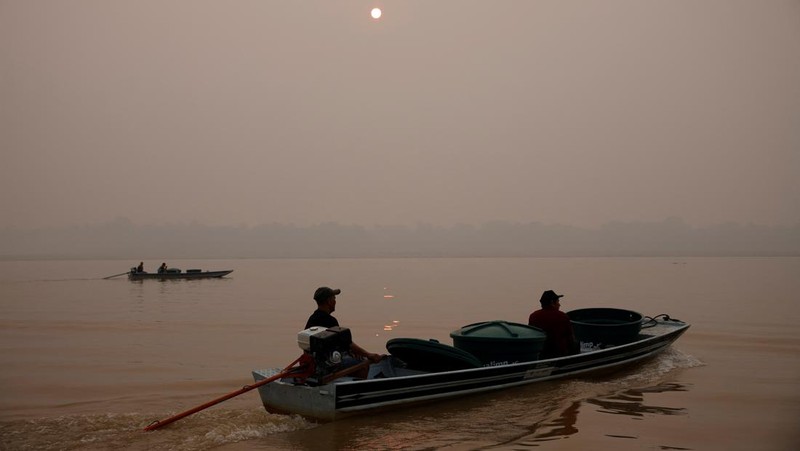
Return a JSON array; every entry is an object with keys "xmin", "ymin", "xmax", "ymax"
[
  {"xmin": 1, "ymin": 2, "xmax": 799, "ymax": 241},
  {"xmin": 1, "ymin": 218, "xmax": 798, "ymax": 260}
]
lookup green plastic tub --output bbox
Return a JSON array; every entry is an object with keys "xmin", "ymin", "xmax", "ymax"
[{"xmin": 450, "ymin": 320, "xmax": 546, "ymax": 365}]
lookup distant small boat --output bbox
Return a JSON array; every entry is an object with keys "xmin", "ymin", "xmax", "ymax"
[{"xmin": 128, "ymin": 268, "xmax": 233, "ymax": 280}]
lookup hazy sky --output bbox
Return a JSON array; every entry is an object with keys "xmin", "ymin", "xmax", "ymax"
[{"xmin": 2, "ymin": 1, "xmax": 798, "ymax": 229}]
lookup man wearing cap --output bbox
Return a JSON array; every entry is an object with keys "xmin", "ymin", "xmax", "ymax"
[
  {"xmin": 528, "ymin": 290, "xmax": 579, "ymax": 359},
  {"xmin": 306, "ymin": 287, "xmax": 382, "ymax": 364}
]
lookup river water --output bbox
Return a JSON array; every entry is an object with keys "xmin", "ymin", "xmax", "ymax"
[{"xmin": 1, "ymin": 257, "xmax": 798, "ymax": 450}]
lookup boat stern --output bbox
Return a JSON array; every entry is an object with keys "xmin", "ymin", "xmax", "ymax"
[{"xmin": 252, "ymin": 369, "xmax": 338, "ymax": 421}]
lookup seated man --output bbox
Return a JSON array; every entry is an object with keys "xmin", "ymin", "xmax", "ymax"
[
  {"xmin": 305, "ymin": 287, "xmax": 382, "ymax": 377},
  {"xmin": 528, "ymin": 290, "xmax": 579, "ymax": 359}
]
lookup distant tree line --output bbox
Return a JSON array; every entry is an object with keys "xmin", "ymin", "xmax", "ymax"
[{"xmin": 1, "ymin": 217, "xmax": 798, "ymax": 260}]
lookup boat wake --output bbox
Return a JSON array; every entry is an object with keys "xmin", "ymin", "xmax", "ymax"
[
  {"xmin": 0, "ymin": 408, "xmax": 315, "ymax": 451},
  {"xmin": 616, "ymin": 347, "xmax": 704, "ymax": 385}
]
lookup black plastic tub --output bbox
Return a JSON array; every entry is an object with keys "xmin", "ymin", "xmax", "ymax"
[
  {"xmin": 386, "ymin": 338, "xmax": 483, "ymax": 372},
  {"xmin": 567, "ymin": 308, "xmax": 644, "ymax": 346}
]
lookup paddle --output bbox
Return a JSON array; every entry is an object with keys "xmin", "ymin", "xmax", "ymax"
[
  {"xmin": 103, "ymin": 271, "xmax": 130, "ymax": 279},
  {"xmin": 143, "ymin": 355, "xmax": 311, "ymax": 432}
]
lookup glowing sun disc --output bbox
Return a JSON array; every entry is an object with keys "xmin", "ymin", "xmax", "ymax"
[{"xmin": 371, "ymin": 8, "xmax": 382, "ymax": 19}]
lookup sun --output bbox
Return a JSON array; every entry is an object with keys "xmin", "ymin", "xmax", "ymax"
[{"xmin": 370, "ymin": 8, "xmax": 382, "ymax": 19}]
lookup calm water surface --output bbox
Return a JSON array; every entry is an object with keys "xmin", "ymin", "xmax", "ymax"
[{"xmin": 1, "ymin": 257, "xmax": 799, "ymax": 450}]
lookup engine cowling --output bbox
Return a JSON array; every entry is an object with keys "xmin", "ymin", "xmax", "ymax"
[{"xmin": 297, "ymin": 326, "xmax": 353, "ymax": 384}]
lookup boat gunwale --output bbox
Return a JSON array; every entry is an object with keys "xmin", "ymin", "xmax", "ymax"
[{"xmin": 337, "ymin": 320, "xmax": 688, "ymax": 386}]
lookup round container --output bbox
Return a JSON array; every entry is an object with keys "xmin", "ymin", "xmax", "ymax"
[
  {"xmin": 450, "ymin": 320, "xmax": 546, "ymax": 365},
  {"xmin": 567, "ymin": 308, "xmax": 644, "ymax": 346},
  {"xmin": 386, "ymin": 338, "xmax": 483, "ymax": 372}
]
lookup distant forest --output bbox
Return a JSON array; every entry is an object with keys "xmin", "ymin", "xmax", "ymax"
[{"xmin": 1, "ymin": 217, "xmax": 799, "ymax": 260}]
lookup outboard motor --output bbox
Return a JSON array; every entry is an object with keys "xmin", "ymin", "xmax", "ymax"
[{"xmin": 297, "ymin": 326, "xmax": 353, "ymax": 384}]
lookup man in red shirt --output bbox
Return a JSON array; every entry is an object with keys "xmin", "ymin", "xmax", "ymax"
[{"xmin": 528, "ymin": 290, "xmax": 579, "ymax": 359}]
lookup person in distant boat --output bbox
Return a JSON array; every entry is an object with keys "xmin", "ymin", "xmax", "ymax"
[
  {"xmin": 305, "ymin": 287, "xmax": 383, "ymax": 370},
  {"xmin": 158, "ymin": 262, "xmax": 167, "ymax": 274},
  {"xmin": 136, "ymin": 262, "xmax": 144, "ymax": 273},
  {"xmin": 528, "ymin": 290, "xmax": 579, "ymax": 359}
]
